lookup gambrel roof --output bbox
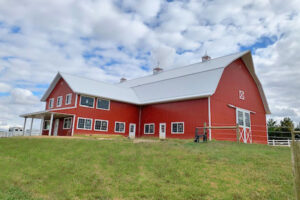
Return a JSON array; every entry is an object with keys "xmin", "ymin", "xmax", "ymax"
[{"xmin": 41, "ymin": 50, "xmax": 271, "ymax": 114}]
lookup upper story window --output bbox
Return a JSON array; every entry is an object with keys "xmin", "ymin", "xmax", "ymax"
[
  {"xmin": 80, "ymin": 96, "xmax": 94, "ymax": 108},
  {"xmin": 65, "ymin": 94, "xmax": 72, "ymax": 105},
  {"xmin": 115, "ymin": 122, "xmax": 125, "ymax": 133},
  {"xmin": 144, "ymin": 123, "xmax": 155, "ymax": 134},
  {"xmin": 171, "ymin": 122, "xmax": 184, "ymax": 134},
  {"xmin": 63, "ymin": 118, "xmax": 72, "ymax": 129},
  {"xmin": 49, "ymin": 98, "xmax": 54, "ymax": 109},
  {"xmin": 57, "ymin": 96, "xmax": 63, "ymax": 107},
  {"xmin": 97, "ymin": 98, "xmax": 110, "ymax": 110},
  {"xmin": 77, "ymin": 118, "xmax": 92, "ymax": 130}
]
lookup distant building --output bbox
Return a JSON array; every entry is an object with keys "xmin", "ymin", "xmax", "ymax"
[{"xmin": 20, "ymin": 51, "xmax": 270, "ymax": 144}]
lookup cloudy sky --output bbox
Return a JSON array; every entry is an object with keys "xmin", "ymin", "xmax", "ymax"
[{"xmin": 0, "ymin": 0, "xmax": 299, "ymax": 130}]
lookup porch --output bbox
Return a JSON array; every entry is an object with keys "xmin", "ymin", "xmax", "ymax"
[{"xmin": 20, "ymin": 111, "xmax": 74, "ymax": 136}]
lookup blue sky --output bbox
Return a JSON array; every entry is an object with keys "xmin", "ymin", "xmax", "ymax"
[{"xmin": 0, "ymin": 0, "xmax": 299, "ymax": 129}]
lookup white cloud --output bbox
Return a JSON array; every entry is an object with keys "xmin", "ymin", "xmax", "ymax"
[{"xmin": 0, "ymin": 82, "xmax": 11, "ymax": 92}]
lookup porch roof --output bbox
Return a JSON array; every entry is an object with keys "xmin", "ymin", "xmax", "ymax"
[{"xmin": 20, "ymin": 111, "xmax": 73, "ymax": 120}]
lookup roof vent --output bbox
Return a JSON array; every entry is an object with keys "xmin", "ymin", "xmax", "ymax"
[
  {"xmin": 120, "ymin": 77, "xmax": 127, "ymax": 83},
  {"xmin": 153, "ymin": 67, "xmax": 163, "ymax": 75},
  {"xmin": 202, "ymin": 51, "xmax": 211, "ymax": 62}
]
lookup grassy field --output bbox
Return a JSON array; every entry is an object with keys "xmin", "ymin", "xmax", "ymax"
[{"xmin": 0, "ymin": 137, "xmax": 294, "ymax": 200}]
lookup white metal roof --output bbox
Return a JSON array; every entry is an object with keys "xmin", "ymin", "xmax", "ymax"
[{"xmin": 40, "ymin": 50, "xmax": 271, "ymax": 114}]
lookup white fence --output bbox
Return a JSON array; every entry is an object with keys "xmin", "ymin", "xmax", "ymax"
[
  {"xmin": 0, "ymin": 130, "xmax": 41, "ymax": 138},
  {"xmin": 268, "ymin": 139, "xmax": 300, "ymax": 147}
]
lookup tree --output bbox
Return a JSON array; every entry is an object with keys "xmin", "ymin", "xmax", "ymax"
[
  {"xmin": 295, "ymin": 122, "xmax": 300, "ymax": 131},
  {"xmin": 280, "ymin": 117, "xmax": 294, "ymax": 132},
  {"xmin": 267, "ymin": 118, "xmax": 277, "ymax": 131}
]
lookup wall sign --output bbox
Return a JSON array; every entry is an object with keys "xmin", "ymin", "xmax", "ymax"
[{"xmin": 239, "ymin": 90, "xmax": 245, "ymax": 100}]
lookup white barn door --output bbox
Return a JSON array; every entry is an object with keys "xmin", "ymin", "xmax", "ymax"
[{"xmin": 236, "ymin": 109, "xmax": 252, "ymax": 144}]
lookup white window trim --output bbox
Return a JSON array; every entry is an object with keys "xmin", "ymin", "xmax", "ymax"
[
  {"xmin": 94, "ymin": 119, "xmax": 109, "ymax": 132},
  {"xmin": 96, "ymin": 98, "xmax": 110, "ymax": 110},
  {"xmin": 114, "ymin": 121, "xmax": 125, "ymax": 133},
  {"xmin": 144, "ymin": 123, "xmax": 155, "ymax": 134},
  {"xmin": 171, "ymin": 122, "xmax": 184, "ymax": 134},
  {"xmin": 43, "ymin": 120, "xmax": 50, "ymax": 130},
  {"xmin": 65, "ymin": 93, "xmax": 72, "ymax": 105},
  {"xmin": 57, "ymin": 96, "xmax": 63, "ymax": 107},
  {"xmin": 63, "ymin": 117, "xmax": 72, "ymax": 130},
  {"xmin": 49, "ymin": 98, "xmax": 54, "ymax": 109},
  {"xmin": 77, "ymin": 117, "xmax": 93, "ymax": 130},
  {"xmin": 79, "ymin": 95, "xmax": 95, "ymax": 108}
]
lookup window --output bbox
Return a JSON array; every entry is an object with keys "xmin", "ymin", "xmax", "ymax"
[
  {"xmin": 49, "ymin": 98, "xmax": 54, "ymax": 108},
  {"xmin": 97, "ymin": 98, "xmax": 110, "ymax": 110},
  {"xmin": 171, "ymin": 122, "xmax": 184, "ymax": 134},
  {"xmin": 238, "ymin": 111, "xmax": 244, "ymax": 126},
  {"xmin": 245, "ymin": 112, "xmax": 250, "ymax": 127},
  {"xmin": 63, "ymin": 118, "xmax": 72, "ymax": 129},
  {"xmin": 239, "ymin": 90, "xmax": 245, "ymax": 100},
  {"xmin": 43, "ymin": 120, "xmax": 50, "ymax": 130},
  {"xmin": 94, "ymin": 120, "xmax": 108, "ymax": 131},
  {"xmin": 65, "ymin": 94, "xmax": 72, "ymax": 105},
  {"xmin": 77, "ymin": 118, "xmax": 92, "ymax": 130},
  {"xmin": 57, "ymin": 96, "xmax": 63, "ymax": 107},
  {"xmin": 80, "ymin": 96, "xmax": 94, "ymax": 108},
  {"xmin": 144, "ymin": 123, "xmax": 155, "ymax": 134},
  {"xmin": 115, "ymin": 122, "xmax": 125, "ymax": 133}
]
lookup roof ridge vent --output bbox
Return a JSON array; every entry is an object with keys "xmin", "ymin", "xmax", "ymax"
[
  {"xmin": 202, "ymin": 51, "xmax": 211, "ymax": 62},
  {"xmin": 120, "ymin": 77, "xmax": 127, "ymax": 83},
  {"xmin": 153, "ymin": 62, "xmax": 163, "ymax": 75}
]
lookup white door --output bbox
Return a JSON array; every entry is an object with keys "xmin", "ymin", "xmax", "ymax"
[
  {"xmin": 54, "ymin": 119, "xmax": 59, "ymax": 136},
  {"xmin": 237, "ymin": 109, "xmax": 252, "ymax": 143},
  {"xmin": 129, "ymin": 123, "xmax": 136, "ymax": 139},
  {"xmin": 159, "ymin": 123, "xmax": 166, "ymax": 139}
]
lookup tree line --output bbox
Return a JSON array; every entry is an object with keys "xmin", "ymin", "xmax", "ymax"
[{"xmin": 267, "ymin": 117, "xmax": 300, "ymax": 140}]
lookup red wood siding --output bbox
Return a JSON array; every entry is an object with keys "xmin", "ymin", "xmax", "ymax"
[
  {"xmin": 47, "ymin": 94, "xmax": 139, "ymax": 137},
  {"xmin": 42, "ymin": 118, "xmax": 73, "ymax": 136},
  {"xmin": 139, "ymin": 99, "xmax": 209, "ymax": 139},
  {"xmin": 45, "ymin": 78, "xmax": 76, "ymax": 110},
  {"xmin": 210, "ymin": 58, "xmax": 267, "ymax": 144}
]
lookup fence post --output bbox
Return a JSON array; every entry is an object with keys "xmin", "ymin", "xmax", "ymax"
[
  {"xmin": 236, "ymin": 124, "xmax": 240, "ymax": 144},
  {"xmin": 291, "ymin": 129, "xmax": 300, "ymax": 200},
  {"xmin": 288, "ymin": 139, "xmax": 290, "ymax": 147},
  {"xmin": 204, "ymin": 122, "xmax": 207, "ymax": 141},
  {"xmin": 273, "ymin": 139, "xmax": 275, "ymax": 146}
]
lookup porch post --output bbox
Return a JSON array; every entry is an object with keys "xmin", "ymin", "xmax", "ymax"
[
  {"xmin": 23, "ymin": 117, "xmax": 27, "ymax": 136},
  {"xmin": 49, "ymin": 113, "xmax": 54, "ymax": 136},
  {"xmin": 29, "ymin": 118, "xmax": 34, "ymax": 136},
  {"xmin": 40, "ymin": 117, "xmax": 44, "ymax": 135}
]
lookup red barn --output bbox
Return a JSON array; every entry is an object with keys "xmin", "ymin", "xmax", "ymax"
[{"xmin": 21, "ymin": 50, "xmax": 270, "ymax": 144}]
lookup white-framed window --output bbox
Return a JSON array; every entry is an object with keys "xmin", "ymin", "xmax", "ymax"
[
  {"xmin": 171, "ymin": 122, "xmax": 184, "ymax": 134},
  {"xmin": 94, "ymin": 119, "xmax": 108, "ymax": 131},
  {"xmin": 144, "ymin": 123, "xmax": 155, "ymax": 134},
  {"xmin": 115, "ymin": 122, "xmax": 125, "ymax": 133},
  {"xmin": 96, "ymin": 98, "xmax": 110, "ymax": 110},
  {"xmin": 57, "ymin": 96, "xmax": 63, "ymax": 107},
  {"xmin": 239, "ymin": 90, "xmax": 245, "ymax": 100},
  {"xmin": 77, "ymin": 117, "xmax": 92, "ymax": 130},
  {"xmin": 43, "ymin": 120, "xmax": 50, "ymax": 130},
  {"xmin": 80, "ymin": 95, "xmax": 95, "ymax": 108},
  {"xmin": 49, "ymin": 98, "xmax": 54, "ymax": 109},
  {"xmin": 65, "ymin": 93, "xmax": 72, "ymax": 105},
  {"xmin": 63, "ymin": 117, "xmax": 72, "ymax": 129}
]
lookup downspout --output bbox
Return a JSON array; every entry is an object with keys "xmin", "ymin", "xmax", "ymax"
[
  {"xmin": 138, "ymin": 106, "xmax": 142, "ymax": 137},
  {"xmin": 208, "ymin": 96, "xmax": 212, "ymax": 140}
]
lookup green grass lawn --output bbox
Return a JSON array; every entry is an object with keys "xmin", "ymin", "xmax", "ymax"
[{"xmin": 0, "ymin": 137, "xmax": 294, "ymax": 200}]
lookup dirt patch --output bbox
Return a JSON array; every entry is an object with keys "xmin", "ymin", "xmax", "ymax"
[{"xmin": 132, "ymin": 139, "xmax": 161, "ymax": 143}]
